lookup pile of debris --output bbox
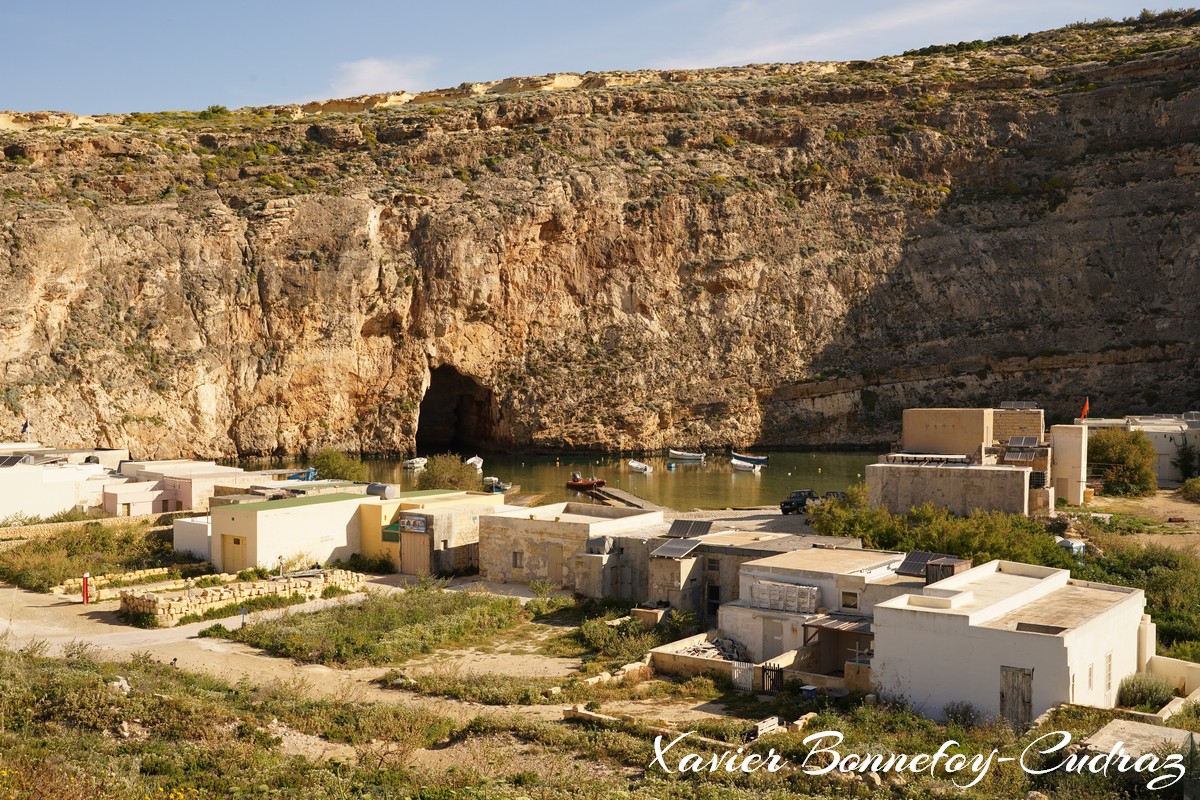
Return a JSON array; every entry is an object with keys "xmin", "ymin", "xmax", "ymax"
[{"xmin": 674, "ymin": 636, "xmax": 748, "ymax": 662}]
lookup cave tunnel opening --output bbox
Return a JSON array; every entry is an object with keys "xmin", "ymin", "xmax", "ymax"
[{"xmin": 415, "ymin": 365, "xmax": 499, "ymax": 453}]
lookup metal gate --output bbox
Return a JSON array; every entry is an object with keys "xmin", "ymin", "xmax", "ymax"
[
  {"xmin": 762, "ymin": 665, "xmax": 784, "ymax": 694},
  {"xmin": 731, "ymin": 661, "xmax": 754, "ymax": 692}
]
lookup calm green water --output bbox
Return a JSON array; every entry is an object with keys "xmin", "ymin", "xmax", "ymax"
[{"xmin": 245, "ymin": 451, "xmax": 876, "ymax": 511}]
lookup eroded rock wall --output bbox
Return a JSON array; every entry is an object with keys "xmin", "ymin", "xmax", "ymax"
[{"xmin": 2, "ymin": 24, "xmax": 1199, "ymax": 456}]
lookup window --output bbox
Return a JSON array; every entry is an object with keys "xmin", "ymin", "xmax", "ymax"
[
  {"xmin": 707, "ymin": 558, "xmax": 720, "ymax": 572},
  {"xmin": 512, "ymin": 551, "xmax": 524, "ymax": 569},
  {"xmin": 841, "ymin": 591, "xmax": 859, "ymax": 610},
  {"xmin": 1105, "ymin": 652, "xmax": 1113, "ymax": 692},
  {"xmin": 440, "ymin": 539, "xmax": 448, "ymax": 551},
  {"xmin": 1088, "ymin": 664, "xmax": 1094, "ymax": 691},
  {"xmin": 232, "ymin": 538, "xmax": 241, "ymax": 545}
]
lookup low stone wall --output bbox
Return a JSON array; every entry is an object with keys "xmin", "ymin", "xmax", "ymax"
[
  {"xmin": 0, "ymin": 511, "xmax": 189, "ymax": 541},
  {"xmin": 56, "ymin": 563, "xmax": 212, "ymax": 594},
  {"xmin": 119, "ymin": 569, "xmax": 366, "ymax": 627}
]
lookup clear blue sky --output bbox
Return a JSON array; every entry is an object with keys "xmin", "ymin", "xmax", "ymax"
[{"xmin": 1, "ymin": 1, "xmax": 1162, "ymax": 114}]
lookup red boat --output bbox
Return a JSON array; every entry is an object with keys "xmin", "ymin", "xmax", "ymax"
[{"xmin": 566, "ymin": 472, "xmax": 606, "ymax": 490}]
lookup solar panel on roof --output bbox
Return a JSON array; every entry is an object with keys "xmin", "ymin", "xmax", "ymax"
[
  {"xmin": 666, "ymin": 519, "xmax": 712, "ymax": 539},
  {"xmin": 896, "ymin": 550, "xmax": 952, "ymax": 577},
  {"xmin": 651, "ymin": 538, "xmax": 703, "ymax": 559},
  {"xmin": 0, "ymin": 455, "xmax": 26, "ymax": 468}
]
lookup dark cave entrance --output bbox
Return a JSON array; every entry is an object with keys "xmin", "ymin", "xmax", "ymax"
[{"xmin": 415, "ymin": 365, "xmax": 498, "ymax": 452}]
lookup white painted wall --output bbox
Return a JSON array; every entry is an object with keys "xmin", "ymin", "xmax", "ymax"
[
  {"xmin": 221, "ymin": 497, "xmax": 369, "ymax": 569},
  {"xmin": 0, "ymin": 464, "xmax": 112, "ymax": 519},
  {"xmin": 173, "ymin": 516, "xmax": 213, "ymax": 560},
  {"xmin": 872, "ymin": 587, "xmax": 1145, "ymax": 721},
  {"xmin": 718, "ymin": 602, "xmax": 811, "ymax": 662}
]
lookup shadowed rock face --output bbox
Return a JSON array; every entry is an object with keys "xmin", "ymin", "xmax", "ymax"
[{"xmin": 2, "ymin": 21, "xmax": 1200, "ymax": 457}]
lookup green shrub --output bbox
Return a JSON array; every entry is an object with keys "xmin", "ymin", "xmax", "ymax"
[
  {"xmin": 197, "ymin": 623, "xmax": 230, "ymax": 638},
  {"xmin": 0, "ymin": 521, "xmax": 191, "ymax": 592},
  {"xmin": 309, "ymin": 448, "xmax": 368, "ymax": 482},
  {"xmin": 1088, "ymin": 428, "xmax": 1157, "ymax": 497},
  {"xmin": 1117, "ymin": 673, "xmax": 1175, "ymax": 710},
  {"xmin": 329, "ymin": 552, "xmax": 396, "ymax": 574},
  {"xmin": 321, "ymin": 585, "xmax": 352, "ymax": 599},
  {"xmin": 237, "ymin": 567, "xmax": 271, "ymax": 581},
  {"xmin": 219, "ymin": 582, "xmax": 525, "ymax": 667},
  {"xmin": 1182, "ymin": 477, "xmax": 1200, "ymax": 504},
  {"xmin": 176, "ymin": 592, "xmax": 307, "ymax": 625},
  {"xmin": 416, "ymin": 454, "xmax": 482, "ymax": 491}
]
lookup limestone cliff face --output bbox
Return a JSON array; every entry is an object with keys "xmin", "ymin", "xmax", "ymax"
[{"xmin": 2, "ymin": 20, "xmax": 1200, "ymax": 457}]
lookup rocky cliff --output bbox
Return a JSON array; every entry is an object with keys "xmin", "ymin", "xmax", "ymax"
[{"xmin": 2, "ymin": 16, "xmax": 1200, "ymax": 457}]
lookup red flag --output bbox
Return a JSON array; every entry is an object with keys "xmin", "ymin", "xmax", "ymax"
[{"xmin": 1080, "ymin": 397, "xmax": 1089, "ymax": 420}]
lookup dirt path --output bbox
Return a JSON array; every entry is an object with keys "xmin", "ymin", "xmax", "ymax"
[
  {"xmin": 0, "ymin": 579, "xmax": 727, "ymax": 733},
  {"xmin": 1089, "ymin": 490, "xmax": 1199, "ymax": 526}
]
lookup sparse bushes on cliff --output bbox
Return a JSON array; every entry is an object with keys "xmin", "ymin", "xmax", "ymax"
[
  {"xmin": 1088, "ymin": 428, "xmax": 1157, "ymax": 497},
  {"xmin": 310, "ymin": 448, "xmax": 367, "ymax": 482},
  {"xmin": 416, "ymin": 454, "xmax": 482, "ymax": 491}
]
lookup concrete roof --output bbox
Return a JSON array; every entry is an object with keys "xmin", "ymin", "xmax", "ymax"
[
  {"xmin": 876, "ymin": 561, "xmax": 1142, "ymax": 633},
  {"xmin": 743, "ymin": 548, "xmax": 904, "ymax": 575},
  {"xmin": 1084, "ymin": 720, "xmax": 1193, "ymax": 758},
  {"xmin": 225, "ymin": 492, "xmax": 371, "ymax": 513},
  {"xmin": 979, "ymin": 581, "xmax": 1140, "ymax": 634}
]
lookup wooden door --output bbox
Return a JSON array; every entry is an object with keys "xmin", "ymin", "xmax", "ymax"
[
  {"xmin": 1000, "ymin": 666, "xmax": 1033, "ymax": 728},
  {"xmin": 547, "ymin": 543, "xmax": 563, "ymax": 587},
  {"xmin": 762, "ymin": 619, "xmax": 785, "ymax": 661},
  {"xmin": 401, "ymin": 532, "xmax": 432, "ymax": 575},
  {"xmin": 222, "ymin": 535, "xmax": 248, "ymax": 573}
]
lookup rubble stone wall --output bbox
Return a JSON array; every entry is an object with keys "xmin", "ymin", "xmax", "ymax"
[{"xmin": 118, "ymin": 569, "xmax": 365, "ymax": 626}]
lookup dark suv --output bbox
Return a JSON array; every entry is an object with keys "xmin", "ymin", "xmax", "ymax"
[{"xmin": 780, "ymin": 489, "xmax": 819, "ymax": 514}]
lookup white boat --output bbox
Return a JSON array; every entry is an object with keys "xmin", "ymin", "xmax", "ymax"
[
  {"xmin": 668, "ymin": 449, "xmax": 706, "ymax": 460},
  {"xmin": 465, "ymin": 455, "xmax": 484, "ymax": 471},
  {"xmin": 731, "ymin": 458, "xmax": 761, "ymax": 473},
  {"xmin": 628, "ymin": 460, "xmax": 653, "ymax": 474},
  {"xmin": 732, "ymin": 451, "xmax": 769, "ymax": 465},
  {"xmin": 402, "ymin": 457, "xmax": 428, "ymax": 469}
]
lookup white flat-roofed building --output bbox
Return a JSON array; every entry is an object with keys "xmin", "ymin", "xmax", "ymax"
[{"xmin": 872, "ymin": 560, "xmax": 1150, "ymax": 726}]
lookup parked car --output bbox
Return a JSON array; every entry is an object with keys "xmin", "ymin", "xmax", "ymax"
[
  {"xmin": 780, "ymin": 489, "xmax": 819, "ymax": 514},
  {"xmin": 823, "ymin": 491, "xmax": 848, "ymax": 503}
]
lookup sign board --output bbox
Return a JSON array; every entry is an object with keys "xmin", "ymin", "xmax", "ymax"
[{"xmin": 400, "ymin": 514, "xmax": 427, "ymax": 534}]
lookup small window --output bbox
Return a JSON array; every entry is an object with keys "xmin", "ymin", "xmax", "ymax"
[
  {"xmin": 1105, "ymin": 652, "xmax": 1113, "ymax": 692},
  {"xmin": 233, "ymin": 538, "xmax": 241, "ymax": 546},
  {"xmin": 512, "ymin": 551, "xmax": 524, "ymax": 569},
  {"xmin": 1088, "ymin": 664, "xmax": 1094, "ymax": 691},
  {"xmin": 841, "ymin": 591, "xmax": 859, "ymax": 610},
  {"xmin": 707, "ymin": 558, "xmax": 720, "ymax": 572},
  {"xmin": 440, "ymin": 539, "xmax": 448, "ymax": 551}
]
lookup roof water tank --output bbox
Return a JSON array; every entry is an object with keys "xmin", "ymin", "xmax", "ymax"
[{"xmin": 366, "ymin": 483, "xmax": 399, "ymax": 500}]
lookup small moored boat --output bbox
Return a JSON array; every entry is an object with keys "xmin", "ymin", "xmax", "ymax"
[
  {"xmin": 483, "ymin": 476, "xmax": 512, "ymax": 493},
  {"xmin": 731, "ymin": 451, "xmax": 769, "ymax": 465},
  {"xmin": 731, "ymin": 458, "xmax": 761, "ymax": 473},
  {"xmin": 465, "ymin": 455, "xmax": 484, "ymax": 471},
  {"xmin": 402, "ymin": 457, "xmax": 428, "ymax": 469},
  {"xmin": 668, "ymin": 449, "xmax": 706, "ymax": 460},
  {"xmin": 566, "ymin": 471, "xmax": 606, "ymax": 490},
  {"xmin": 628, "ymin": 460, "xmax": 653, "ymax": 474}
]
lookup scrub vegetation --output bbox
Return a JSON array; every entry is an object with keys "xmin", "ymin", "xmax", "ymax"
[
  {"xmin": 203, "ymin": 578, "xmax": 526, "ymax": 666},
  {"xmin": 0, "ymin": 520, "xmax": 207, "ymax": 592},
  {"xmin": 416, "ymin": 453, "xmax": 485, "ymax": 491},
  {"xmin": 1088, "ymin": 428, "xmax": 1158, "ymax": 497},
  {"xmin": 2, "ymin": 644, "xmax": 1196, "ymax": 799},
  {"xmin": 810, "ymin": 485, "xmax": 1200, "ymax": 657},
  {"xmin": 309, "ymin": 448, "xmax": 368, "ymax": 482}
]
